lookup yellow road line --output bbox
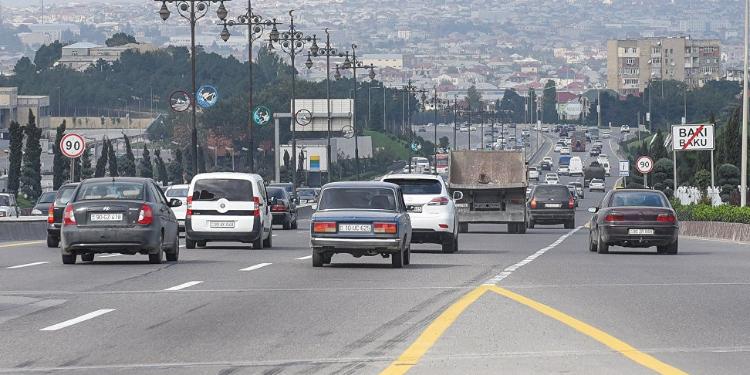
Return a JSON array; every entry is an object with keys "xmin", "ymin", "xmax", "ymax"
[
  {"xmin": 379, "ymin": 285, "xmax": 490, "ymax": 375},
  {"xmin": 0, "ymin": 240, "xmax": 44, "ymax": 248},
  {"xmin": 489, "ymin": 285, "xmax": 688, "ymax": 375}
]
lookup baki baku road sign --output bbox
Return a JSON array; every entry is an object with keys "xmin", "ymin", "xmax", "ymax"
[{"xmin": 671, "ymin": 124, "xmax": 714, "ymax": 151}]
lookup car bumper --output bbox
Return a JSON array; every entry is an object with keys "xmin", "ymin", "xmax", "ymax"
[
  {"xmin": 529, "ymin": 209, "xmax": 574, "ymax": 224},
  {"xmin": 600, "ymin": 225, "xmax": 678, "ymax": 247},
  {"xmin": 311, "ymin": 237, "xmax": 402, "ymax": 253},
  {"xmin": 186, "ymin": 216, "xmax": 262, "ymax": 243},
  {"xmin": 272, "ymin": 212, "xmax": 292, "ymax": 225},
  {"xmin": 61, "ymin": 225, "xmax": 161, "ymax": 255},
  {"xmin": 47, "ymin": 223, "xmax": 61, "ymax": 237}
]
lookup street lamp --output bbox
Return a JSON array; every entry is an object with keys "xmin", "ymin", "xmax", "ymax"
[
  {"xmin": 334, "ymin": 44, "xmax": 376, "ymax": 179},
  {"xmin": 304, "ymin": 28, "xmax": 335, "ymax": 183},
  {"xmin": 400, "ymin": 80, "xmax": 427, "ymax": 173},
  {"xmin": 368, "ymin": 83, "xmax": 382, "ymax": 131},
  {"xmin": 267, "ymin": 10, "xmax": 314, "ymax": 190},
  {"xmin": 219, "ymin": 2, "xmax": 278, "ymax": 173},
  {"xmin": 155, "ymin": 0, "xmax": 230, "ymax": 174}
]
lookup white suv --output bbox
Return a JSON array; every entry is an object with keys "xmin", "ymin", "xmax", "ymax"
[
  {"xmin": 381, "ymin": 174, "xmax": 459, "ymax": 253},
  {"xmin": 185, "ymin": 173, "xmax": 273, "ymax": 249},
  {"xmin": 164, "ymin": 184, "xmax": 189, "ymax": 231}
]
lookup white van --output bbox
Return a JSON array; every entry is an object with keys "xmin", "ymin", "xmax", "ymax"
[
  {"xmin": 601, "ymin": 160, "xmax": 611, "ymax": 176},
  {"xmin": 185, "ymin": 172, "xmax": 273, "ymax": 249},
  {"xmin": 569, "ymin": 156, "xmax": 584, "ymax": 177}
]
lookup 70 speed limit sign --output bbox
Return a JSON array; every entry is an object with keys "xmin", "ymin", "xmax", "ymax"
[
  {"xmin": 636, "ymin": 156, "xmax": 654, "ymax": 174},
  {"xmin": 60, "ymin": 133, "xmax": 86, "ymax": 159}
]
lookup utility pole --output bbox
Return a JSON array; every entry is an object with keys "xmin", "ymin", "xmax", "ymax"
[{"xmin": 743, "ymin": 0, "xmax": 749, "ymax": 206}]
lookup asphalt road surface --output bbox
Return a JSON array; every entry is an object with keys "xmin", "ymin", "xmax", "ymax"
[{"xmin": 1, "ymin": 132, "xmax": 749, "ymax": 374}]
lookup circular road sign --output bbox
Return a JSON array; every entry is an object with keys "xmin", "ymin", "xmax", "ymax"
[
  {"xmin": 196, "ymin": 85, "xmax": 219, "ymax": 108},
  {"xmin": 252, "ymin": 106, "xmax": 272, "ymax": 126},
  {"xmin": 169, "ymin": 91, "xmax": 192, "ymax": 112},
  {"xmin": 636, "ymin": 156, "xmax": 654, "ymax": 174},
  {"xmin": 295, "ymin": 109, "xmax": 313, "ymax": 126},
  {"xmin": 341, "ymin": 125, "xmax": 354, "ymax": 139},
  {"xmin": 411, "ymin": 142, "xmax": 422, "ymax": 152},
  {"xmin": 60, "ymin": 133, "xmax": 86, "ymax": 159}
]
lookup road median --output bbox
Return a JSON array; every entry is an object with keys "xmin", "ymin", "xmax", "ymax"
[
  {"xmin": 0, "ymin": 217, "xmax": 47, "ymax": 242},
  {"xmin": 679, "ymin": 221, "xmax": 750, "ymax": 244}
]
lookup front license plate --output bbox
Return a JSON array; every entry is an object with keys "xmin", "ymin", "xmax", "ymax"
[
  {"xmin": 210, "ymin": 221, "xmax": 236, "ymax": 229},
  {"xmin": 90, "ymin": 213, "xmax": 122, "ymax": 221},
  {"xmin": 629, "ymin": 228, "xmax": 654, "ymax": 235},
  {"xmin": 545, "ymin": 203, "xmax": 562, "ymax": 208},
  {"xmin": 339, "ymin": 224, "xmax": 372, "ymax": 232}
]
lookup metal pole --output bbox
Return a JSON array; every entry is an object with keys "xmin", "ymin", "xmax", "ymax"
[
  {"xmin": 480, "ymin": 110, "xmax": 484, "ymax": 149},
  {"xmin": 290, "ymin": 16, "xmax": 298, "ymax": 189},
  {"xmin": 711, "ymin": 149, "xmax": 715, "ymax": 188},
  {"xmin": 433, "ymin": 87, "xmax": 438, "ymax": 174},
  {"xmin": 325, "ymin": 30, "xmax": 332, "ymax": 183},
  {"xmin": 742, "ymin": 0, "xmax": 749, "ymax": 206},
  {"xmin": 190, "ymin": 4, "xmax": 198, "ymax": 174},
  {"xmin": 247, "ymin": 0, "xmax": 255, "ymax": 172},
  {"xmin": 673, "ymin": 149, "xmax": 678, "ymax": 193},
  {"xmin": 353, "ymin": 46, "xmax": 360, "ymax": 179},
  {"xmin": 383, "ymin": 82, "xmax": 386, "ymax": 135},
  {"xmin": 407, "ymin": 83, "xmax": 412, "ymax": 173},
  {"xmin": 597, "ymin": 87, "xmax": 601, "ymax": 129},
  {"xmin": 452, "ymin": 96, "xmax": 457, "ymax": 150},
  {"xmin": 368, "ymin": 82, "xmax": 372, "ymax": 130},
  {"xmin": 274, "ymin": 117, "xmax": 280, "ymax": 182}
]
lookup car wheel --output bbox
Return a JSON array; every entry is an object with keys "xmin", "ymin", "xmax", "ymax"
[
  {"xmin": 185, "ymin": 237, "xmax": 196, "ymax": 249},
  {"xmin": 323, "ymin": 253, "xmax": 332, "ymax": 265},
  {"xmin": 62, "ymin": 254, "xmax": 76, "ymax": 264},
  {"xmin": 166, "ymin": 235, "xmax": 179, "ymax": 262},
  {"xmin": 291, "ymin": 220, "xmax": 298, "ymax": 230},
  {"xmin": 312, "ymin": 251, "xmax": 323, "ymax": 267},
  {"xmin": 658, "ymin": 239, "xmax": 679, "ymax": 255},
  {"xmin": 404, "ymin": 246, "xmax": 411, "ymax": 265},
  {"xmin": 517, "ymin": 223, "xmax": 527, "ymax": 234},
  {"xmin": 252, "ymin": 233, "xmax": 264, "ymax": 249},
  {"xmin": 564, "ymin": 219, "xmax": 575, "ymax": 229},
  {"xmin": 391, "ymin": 248, "xmax": 403, "ymax": 268},
  {"xmin": 527, "ymin": 219, "xmax": 535, "ymax": 229},
  {"xmin": 442, "ymin": 234, "xmax": 457, "ymax": 253},
  {"xmin": 81, "ymin": 253, "xmax": 94, "ymax": 262},
  {"xmin": 149, "ymin": 246, "xmax": 163, "ymax": 264},
  {"xmin": 197, "ymin": 241, "xmax": 207, "ymax": 248},
  {"xmin": 283, "ymin": 220, "xmax": 291, "ymax": 230},
  {"xmin": 47, "ymin": 235, "xmax": 59, "ymax": 248},
  {"xmin": 263, "ymin": 227, "xmax": 273, "ymax": 248},
  {"xmin": 588, "ymin": 231, "xmax": 598, "ymax": 252},
  {"xmin": 458, "ymin": 223, "xmax": 469, "ymax": 233},
  {"xmin": 597, "ymin": 234, "xmax": 609, "ymax": 254}
]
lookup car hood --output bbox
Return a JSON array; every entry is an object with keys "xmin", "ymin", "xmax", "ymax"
[{"xmin": 313, "ymin": 210, "xmax": 401, "ymax": 222}]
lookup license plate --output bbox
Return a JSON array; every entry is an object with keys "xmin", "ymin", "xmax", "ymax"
[
  {"xmin": 210, "ymin": 221, "xmax": 236, "ymax": 228},
  {"xmin": 628, "ymin": 229, "xmax": 654, "ymax": 235},
  {"xmin": 90, "ymin": 213, "xmax": 122, "ymax": 221},
  {"xmin": 545, "ymin": 203, "xmax": 562, "ymax": 208},
  {"xmin": 339, "ymin": 224, "xmax": 371, "ymax": 232},
  {"xmin": 409, "ymin": 206, "xmax": 423, "ymax": 213}
]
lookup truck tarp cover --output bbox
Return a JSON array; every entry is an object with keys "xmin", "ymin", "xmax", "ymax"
[{"xmin": 449, "ymin": 150, "xmax": 527, "ymax": 189}]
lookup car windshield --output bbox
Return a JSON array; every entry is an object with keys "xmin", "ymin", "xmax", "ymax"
[
  {"xmin": 318, "ymin": 187, "xmax": 397, "ymax": 211},
  {"xmin": 383, "ymin": 178, "xmax": 441, "ymax": 195},
  {"xmin": 610, "ymin": 191, "xmax": 667, "ymax": 207},
  {"xmin": 165, "ymin": 188, "xmax": 188, "ymax": 198},
  {"xmin": 0, "ymin": 195, "xmax": 9, "ymax": 206},
  {"xmin": 193, "ymin": 179, "xmax": 252, "ymax": 201},
  {"xmin": 534, "ymin": 185, "xmax": 569, "ymax": 200},
  {"xmin": 77, "ymin": 182, "xmax": 145, "ymax": 201},
  {"xmin": 591, "ymin": 179, "xmax": 604, "ymax": 184},
  {"xmin": 55, "ymin": 186, "xmax": 77, "ymax": 205},
  {"xmin": 297, "ymin": 189, "xmax": 316, "ymax": 197},
  {"xmin": 267, "ymin": 187, "xmax": 287, "ymax": 200},
  {"xmin": 38, "ymin": 192, "xmax": 56, "ymax": 203}
]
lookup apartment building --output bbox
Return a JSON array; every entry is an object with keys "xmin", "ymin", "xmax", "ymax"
[{"xmin": 607, "ymin": 37, "xmax": 721, "ymax": 96}]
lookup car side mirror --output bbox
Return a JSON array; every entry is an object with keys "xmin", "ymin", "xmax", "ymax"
[
  {"xmin": 452, "ymin": 191, "xmax": 464, "ymax": 201},
  {"xmin": 270, "ymin": 197, "xmax": 278, "ymax": 205},
  {"xmin": 587, "ymin": 207, "xmax": 598, "ymax": 213},
  {"xmin": 169, "ymin": 198, "xmax": 182, "ymax": 208},
  {"xmin": 294, "ymin": 197, "xmax": 300, "ymax": 204}
]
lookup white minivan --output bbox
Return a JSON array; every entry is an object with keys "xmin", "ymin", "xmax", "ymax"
[
  {"xmin": 164, "ymin": 184, "xmax": 189, "ymax": 232},
  {"xmin": 185, "ymin": 173, "xmax": 273, "ymax": 249},
  {"xmin": 568, "ymin": 156, "xmax": 584, "ymax": 177}
]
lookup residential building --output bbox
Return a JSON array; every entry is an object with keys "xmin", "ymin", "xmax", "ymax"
[
  {"xmin": 0, "ymin": 87, "xmax": 50, "ymax": 140},
  {"xmin": 607, "ymin": 37, "xmax": 721, "ymax": 96},
  {"xmin": 57, "ymin": 42, "xmax": 158, "ymax": 71},
  {"xmin": 361, "ymin": 54, "xmax": 404, "ymax": 70}
]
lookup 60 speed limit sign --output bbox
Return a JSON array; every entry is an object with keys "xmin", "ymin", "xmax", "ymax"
[
  {"xmin": 636, "ymin": 156, "xmax": 654, "ymax": 174},
  {"xmin": 60, "ymin": 133, "xmax": 86, "ymax": 158}
]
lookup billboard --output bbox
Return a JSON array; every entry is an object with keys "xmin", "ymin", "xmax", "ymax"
[
  {"xmin": 279, "ymin": 145, "xmax": 329, "ymax": 172},
  {"xmin": 293, "ymin": 99, "xmax": 353, "ymax": 132}
]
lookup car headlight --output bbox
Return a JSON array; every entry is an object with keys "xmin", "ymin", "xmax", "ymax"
[{"xmin": 32, "ymin": 209, "xmax": 43, "ymax": 215}]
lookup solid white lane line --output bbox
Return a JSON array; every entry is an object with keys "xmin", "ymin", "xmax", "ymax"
[
  {"xmin": 98, "ymin": 254, "xmax": 120, "ymax": 258},
  {"xmin": 0, "ymin": 241, "xmax": 45, "ymax": 248},
  {"xmin": 239, "ymin": 263, "xmax": 272, "ymax": 272},
  {"xmin": 40, "ymin": 309, "xmax": 115, "ymax": 331},
  {"xmin": 164, "ymin": 281, "xmax": 204, "ymax": 291},
  {"xmin": 484, "ymin": 227, "xmax": 582, "ymax": 285},
  {"xmin": 6, "ymin": 261, "xmax": 48, "ymax": 269},
  {"xmin": 296, "ymin": 255, "xmax": 312, "ymax": 260}
]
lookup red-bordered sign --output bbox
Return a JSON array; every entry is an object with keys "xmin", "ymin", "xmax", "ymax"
[
  {"xmin": 636, "ymin": 155, "xmax": 654, "ymax": 174},
  {"xmin": 60, "ymin": 133, "xmax": 86, "ymax": 158}
]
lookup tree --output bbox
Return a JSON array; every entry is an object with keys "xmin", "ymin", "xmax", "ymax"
[
  {"xmin": 119, "ymin": 134, "xmax": 137, "ymax": 176},
  {"xmin": 499, "ymin": 88, "xmax": 526, "ymax": 123},
  {"xmin": 94, "ymin": 139, "xmax": 109, "ymax": 178},
  {"xmin": 139, "ymin": 145, "xmax": 153, "ymax": 178},
  {"xmin": 197, "ymin": 145, "xmax": 206, "ymax": 173},
  {"xmin": 439, "ymin": 136, "xmax": 449, "ymax": 150},
  {"xmin": 650, "ymin": 130, "xmax": 669, "ymax": 161},
  {"xmin": 541, "ymin": 80, "xmax": 558, "ymax": 123},
  {"xmin": 107, "ymin": 139, "xmax": 118, "ymax": 177},
  {"xmin": 465, "ymin": 85, "xmax": 482, "ymax": 111},
  {"xmin": 34, "ymin": 41, "xmax": 65, "ymax": 70},
  {"xmin": 168, "ymin": 149, "xmax": 184, "ymax": 184},
  {"xmin": 81, "ymin": 147, "xmax": 94, "ymax": 180},
  {"xmin": 13, "ymin": 57, "xmax": 36, "ymax": 76},
  {"xmin": 693, "ymin": 169, "xmax": 712, "ymax": 191},
  {"xmin": 718, "ymin": 163, "xmax": 740, "ymax": 202},
  {"xmin": 7, "ymin": 121, "xmax": 23, "ymax": 193},
  {"xmin": 20, "ymin": 110, "xmax": 42, "ymax": 200},
  {"xmin": 105, "ymin": 32, "xmax": 137, "ymax": 47},
  {"xmin": 52, "ymin": 120, "xmax": 69, "ymax": 189},
  {"xmin": 652, "ymin": 158, "xmax": 674, "ymax": 194},
  {"xmin": 154, "ymin": 149, "xmax": 168, "ymax": 185},
  {"xmin": 182, "ymin": 146, "xmax": 194, "ymax": 182}
]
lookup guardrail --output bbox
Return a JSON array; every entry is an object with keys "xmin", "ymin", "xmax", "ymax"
[
  {"xmin": 680, "ymin": 221, "xmax": 750, "ymax": 244},
  {"xmin": 0, "ymin": 217, "xmax": 47, "ymax": 242}
]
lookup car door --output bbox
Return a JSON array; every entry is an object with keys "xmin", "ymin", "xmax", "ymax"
[
  {"xmin": 152, "ymin": 183, "xmax": 177, "ymax": 243},
  {"xmin": 257, "ymin": 180, "xmax": 272, "ymax": 235},
  {"xmin": 396, "ymin": 188, "xmax": 411, "ymax": 244}
]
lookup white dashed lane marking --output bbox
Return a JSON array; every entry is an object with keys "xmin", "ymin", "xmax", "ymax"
[
  {"xmin": 239, "ymin": 263, "xmax": 272, "ymax": 272},
  {"xmin": 296, "ymin": 255, "xmax": 312, "ymax": 260},
  {"xmin": 164, "ymin": 281, "xmax": 204, "ymax": 291},
  {"xmin": 40, "ymin": 309, "xmax": 115, "ymax": 331},
  {"xmin": 6, "ymin": 262, "xmax": 48, "ymax": 269}
]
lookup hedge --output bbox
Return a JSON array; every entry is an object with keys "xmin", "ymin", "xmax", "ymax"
[{"xmin": 674, "ymin": 203, "xmax": 750, "ymax": 224}]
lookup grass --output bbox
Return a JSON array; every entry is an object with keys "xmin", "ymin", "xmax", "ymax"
[
  {"xmin": 365, "ymin": 130, "xmax": 410, "ymax": 161},
  {"xmin": 16, "ymin": 195, "xmax": 35, "ymax": 209}
]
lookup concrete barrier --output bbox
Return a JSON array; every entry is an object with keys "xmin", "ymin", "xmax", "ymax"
[
  {"xmin": 0, "ymin": 217, "xmax": 47, "ymax": 242},
  {"xmin": 680, "ymin": 221, "xmax": 750, "ymax": 244}
]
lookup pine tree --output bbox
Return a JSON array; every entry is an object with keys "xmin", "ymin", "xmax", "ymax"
[
  {"xmin": 94, "ymin": 138, "xmax": 108, "ymax": 177},
  {"xmin": 80, "ymin": 147, "xmax": 94, "ymax": 179},
  {"xmin": 183, "ymin": 146, "xmax": 194, "ymax": 181},
  {"xmin": 107, "ymin": 139, "xmax": 118, "ymax": 177},
  {"xmin": 7, "ymin": 121, "xmax": 23, "ymax": 193},
  {"xmin": 154, "ymin": 149, "xmax": 168, "ymax": 185},
  {"xmin": 19, "ymin": 110, "xmax": 42, "ymax": 200},
  {"xmin": 139, "ymin": 145, "xmax": 153, "ymax": 178},
  {"xmin": 52, "ymin": 120, "xmax": 69, "ymax": 189},
  {"xmin": 722, "ymin": 106, "xmax": 741, "ymax": 167},
  {"xmin": 120, "ymin": 134, "xmax": 137, "ymax": 176},
  {"xmin": 197, "ymin": 145, "xmax": 206, "ymax": 173},
  {"xmin": 174, "ymin": 149, "xmax": 184, "ymax": 184}
]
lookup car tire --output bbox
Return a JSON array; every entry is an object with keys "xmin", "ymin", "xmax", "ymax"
[
  {"xmin": 564, "ymin": 219, "xmax": 575, "ymax": 229},
  {"xmin": 291, "ymin": 220, "xmax": 298, "ymax": 230},
  {"xmin": 283, "ymin": 220, "xmax": 291, "ymax": 230},
  {"xmin": 149, "ymin": 247, "xmax": 163, "ymax": 264},
  {"xmin": 185, "ymin": 237, "xmax": 196, "ymax": 249},
  {"xmin": 404, "ymin": 246, "xmax": 411, "ymax": 265},
  {"xmin": 459, "ymin": 223, "xmax": 469, "ymax": 233},
  {"xmin": 517, "ymin": 223, "xmax": 527, "ymax": 234},
  {"xmin": 527, "ymin": 220, "xmax": 535, "ymax": 229},
  {"xmin": 323, "ymin": 253, "xmax": 332, "ymax": 265},
  {"xmin": 312, "ymin": 251, "xmax": 323, "ymax": 267},
  {"xmin": 263, "ymin": 227, "xmax": 273, "ymax": 248},
  {"xmin": 588, "ymin": 231, "xmax": 598, "ymax": 252},
  {"xmin": 597, "ymin": 234, "xmax": 609, "ymax": 254},
  {"xmin": 253, "ymin": 233, "xmax": 264, "ymax": 249},
  {"xmin": 391, "ymin": 248, "xmax": 403, "ymax": 268},
  {"xmin": 442, "ymin": 234, "xmax": 458, "ymax": 253},
  {"xmin": 197, "ymin": 241, "xmax": 207, "ymax": 248},
  {"xmin": 81, "ymin": 253, "xmax": 94, "ymax": 262},
  {"xmin": 47, "ymin": 235, "xmax": 59, "ymax": 248},
  {"xmin": 166, "ymin": 236, "xmax": 179, "ymax": 262},
  {"xmin": 62, "ymin": 254, "xmax": 76, "ymax": 264},
  {"xmin": 658, "ymin": 239, "xmax": 678, "ymax": 255}
]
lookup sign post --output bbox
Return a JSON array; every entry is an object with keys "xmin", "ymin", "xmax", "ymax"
[
  {"xmin": 636, "ymin": 155, "xmax": 654, "ymax": 188},
  {"xmin": 671, "ymin": 124, "xmax": 715, "ymax": 193},
  {"xmin": 619, "ymin": 160, "xmax": 630, "ymax": 187},
  {"xmin": 60, "ymin": 133, "xmax": 86, "ymax": 182}
]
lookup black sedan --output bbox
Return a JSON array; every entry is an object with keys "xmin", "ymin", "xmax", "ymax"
[
  {"xmin": 46, "ymin": 182, "xmax": 79, "ymax": 248},
  {"xmin": 268, "ymin": 186, "xmax": 298, "ymax": 229},
  {"xmin": 310, "ymin": 182, "xmax": 412, "ymax": 268},
  {"xmin": 31, "ymin": 191, "xmax": 56, "ymax": 216},
  {"xmin": 588, "ymin": 189, "xmax": 678, "ymax": 254},
  {"xmin": 527, "ymin": 184, "xmax": 576, "ymax": 229},
  {"xmin": 60, "ymin": 177, "xmax": 181, "ymax": 264}
]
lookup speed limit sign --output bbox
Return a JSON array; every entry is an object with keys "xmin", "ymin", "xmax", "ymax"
[
  {"xmin": 636, "ymin": 155, "xmax": 654, "ymax": 174},
  {"xmin": 60, "ymin": 133, "xmax": 86, "ymax": 159}
]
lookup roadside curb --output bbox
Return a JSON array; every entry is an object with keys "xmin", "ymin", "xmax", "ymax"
[
  {"xmin": 0, "ymin": 219, "xmax": 47, "ymax": 242},
  {"xmin": 679, "ymin": 221, "xmax": 750, "ymax": 244}
]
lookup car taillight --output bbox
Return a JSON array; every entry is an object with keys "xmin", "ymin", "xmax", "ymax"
[
  {"xmin": 657, "ymin": 213, "xmax": 676, "ymax": 223},
  {"xmin": 252, "ymin": 196, "xmax": 261, "ymax": 217},
  {"xmin": 313, "ymin": 222, "xmax": 336, "ymax": 233},
  {"xmin": 47, "ymin": 206, "xmax": 55, "ymax": 224},
  {"xmin": 63, "ymin": 204, "xmax": 76, "ymax": 225},
  {"xmin": 530, "ymin": 198, "xmax": 537, "ymax": 209},
  {"xmin": 427, "ymin": 196, "xmax": 449, "ymax": 206},
  {"xmin": 373, "ymin": 222, "xmax": 398, "ymax": 234},
  {"xmin": 186, "ymin": 196, "xmax": 193, "ymax": 217},
  {"xmin": 137, "ymin": 204, "xmax": 153, "ymax": 225},
  {"xmin": 604, "ymin": 214, "xmax": 624, "ymax": 222},
  {"xmin": 271, "ymin": 203, "xmax": 287, "ymax": 212},
  {"xmin": 568, "ymin": 196, "xmax": 575, "ymax": 209}
]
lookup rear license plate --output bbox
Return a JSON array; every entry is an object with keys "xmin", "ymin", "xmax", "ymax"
[
  {"xmin": 210, "ymin": 221, "xmax": 236, "ymax": 229},
  {"xmin": 628, "ymin": 228, "xmax": 654, "ymax": 235},
  {"xmin": 409, "ymin": 206, "xmax": 423, "ymax": 213},
  {"xmin": 545, "ymin": 203, "xmax": 562, "ymax": 208},
  {"xmin": 339, "ymin": 224, "xmax": 371, "ymax": 232},
  {"xmin": 90, "ymin": 213, "xmax": 123, "ymax": 221}
]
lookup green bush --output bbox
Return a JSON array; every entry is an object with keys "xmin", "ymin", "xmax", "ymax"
[{"xmin": 673, "ymin": 203, "xmax": 750, "ymax": 224}]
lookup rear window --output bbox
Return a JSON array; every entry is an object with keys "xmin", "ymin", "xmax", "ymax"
[
  {"xmin": 77, "ymin": 182, "xmax": 145, "ymax": 201},
  {"xmin": 383, "ymin": 179, "xmax": 441, "ymax": 195},
  {"xmin": 55, "ymin": 186, "xmax": 77, "ymax": 205},
  {"xmin": 533, "ymin": 185, "xmax": 570, "ymax": 200},
  {"xmin": 38, "ymin": 192, "xmax": 56, "ymax": 203},
  {"xmin": 0, "ymin": 195, "xmax": 9, "ymax": 206},
  {"xmin": 610, "ymin": 192, "xmax": 666, "ymax": 207},
  {"xmin": 318, "ymin": 188, "xmax": 397, "ymax": 211},
  {"xmin": 267, "ymin": 187, "xmax": 287, "ymax": 200},
  {"xmin": 192, "ymin": 179, "xmax": 253, "ymax": 201},
  {"xmin": 165, "ymin": 188, "xmax": 188, "ymax": 198}
]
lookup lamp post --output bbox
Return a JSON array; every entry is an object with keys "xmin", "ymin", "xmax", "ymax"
[
  {"xmin": 219, "ymin": 2, "xmax": 278, "ymax": 173},
  {"xmin": 368, "ymin": 83, "xmax": 382, "ymax": 131},
  {"xmin": 305, "ymin": 29, "xmax": 334, "ymax": 183},
  {"xmin": 155, "ymin": 0, "xmax": 230, "ymax": 174},
  {"xmin": 400, "ymin": 80, "xmax": 426, "ymax": 173},
  {"xmin": 267, "ymin": 10, "xmax": 314, "ymax": 190},
  {"xmin": 334, "ymin": 44, "xmax": 376, "ymax": 179}
]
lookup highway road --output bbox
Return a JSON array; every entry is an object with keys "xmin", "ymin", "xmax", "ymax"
[{"xmin": 1, "ymin": 132, "xmax": 750, "ymax": 374}]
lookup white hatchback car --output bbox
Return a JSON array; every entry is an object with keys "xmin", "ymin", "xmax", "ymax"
[
  {"xmin": 164, "ymin": 184, "xmax": 189, "ymax": 231},
  {"xmin": 185, "ymin": 173, "xmax": 273, "ymax": 249},
  {"xmin": 381, "ymin": 174, "xmax": 459, "ymax": 253},
  {"xmin": 545, "ymin": 173, "xmax": 560, "ymax": 184}
]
